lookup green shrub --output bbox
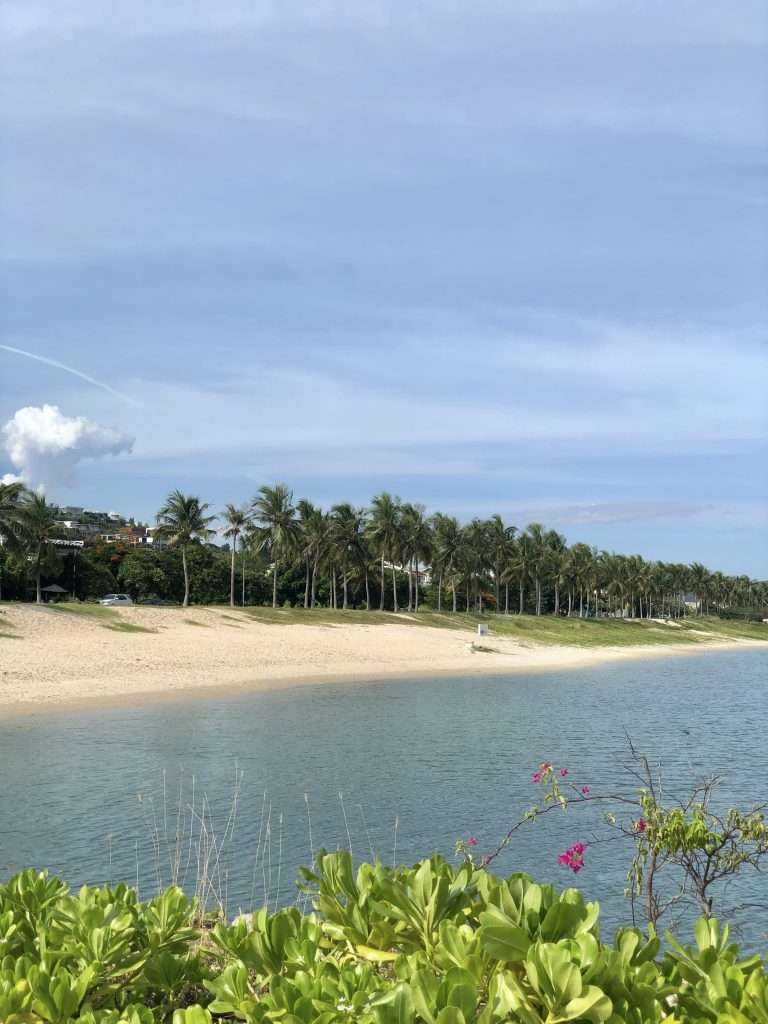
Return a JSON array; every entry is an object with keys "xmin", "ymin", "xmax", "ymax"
[{"xmin": 1, "ymin": 855, "xmax": 766, "ymax": 1022}]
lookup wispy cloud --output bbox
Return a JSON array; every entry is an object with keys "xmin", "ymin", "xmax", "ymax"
[{"xmin": 0, "ymin": 344, "xmax": 137, "ymax": 402}]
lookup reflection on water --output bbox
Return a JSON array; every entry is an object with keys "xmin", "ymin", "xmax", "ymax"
[{"xmin": 1, "ymin": 649, "xmax": 766, "ymax": 948}]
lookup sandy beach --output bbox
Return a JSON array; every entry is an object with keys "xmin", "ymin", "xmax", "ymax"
[{"xmin": 1, "ymin": 603, "xmax": 766, "ymax": 716}]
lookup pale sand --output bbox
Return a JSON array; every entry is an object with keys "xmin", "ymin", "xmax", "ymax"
[{"xmin": 0, "ymin": 604, "xmax": 766, "ymax": 716}]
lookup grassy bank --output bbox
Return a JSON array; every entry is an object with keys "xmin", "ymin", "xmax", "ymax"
[
  {"xmin": 3, "ymin": 601, "xmax": 767, "ymax": 647},
  {"xmin": 238, "ymin": 607, "xmax": 767, "ymax": 647}
]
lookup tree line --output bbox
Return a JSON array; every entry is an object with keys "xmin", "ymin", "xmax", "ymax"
[{"xmin": 1, "ymin": 481, "xmax": 766, "ymax": 616}]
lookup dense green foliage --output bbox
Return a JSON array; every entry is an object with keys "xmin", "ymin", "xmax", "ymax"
[
  {"xmin": 0, "ymin": 483, "xmax": 766, "ymax": 612},
  {"xmin": 1, "ymin": 854, "xmax": 767, "ymax": 1023}
]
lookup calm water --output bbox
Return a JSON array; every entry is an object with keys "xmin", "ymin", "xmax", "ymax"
[{"xmin": 1, "ymin": 650, "xmax": 766, "ymax": 948}]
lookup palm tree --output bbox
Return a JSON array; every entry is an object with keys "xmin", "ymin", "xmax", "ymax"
[
  {"xmin": 155, "ymin": 490, "xmax": 215, "ymax": 607},
  {"xmin": 298, "ymin": 499, "xmax": 328, "ymax": 609},
  {"xmin": 367, "ymin": 493, "xmax": 402, "ymax": 611},
  {"xmin": 488, "ymin": 515, "xmax": 516, "ymax": 614},
  {"xmin": 688, "ymin": 562, "xmax": 710, "ymax": 616},
  {"xmin": 523, "ymin": 524, "xmax": 549, "ymax": 615},
  {"xmin": 15, "ymin": 494, "xmax": 59, "ymax": 604},
  {"xmin": 504, "ymin": 533, "xmax": 533, "ymax": 614},
  {"xmin": 220, "ymin": 504, "xmax": 250, "ymax": 607},
  {"xmin": 542, "ymin": 530, "xmax": 566, "ymax": 616},
  {"xmin": 464, "ymin": 518, "xmax": 490, "ymax": 613},
  {"xmin": 250, "ymin": 483, "xmax": 301, "ymax": 608},
  {"xmin": 434, "ymin": 516, "xmax": 464, "ymax": 613},
  {"xmin": 400, "ymin": 503, "xmax": 432, "ymax": 612},
  {"xmin": 330, "ymin": 503, "xmax": 361, "ymax": 610},
  {"xmin": 0, "ymin": 481, "xmax": 25, "ymax": 547},
  {"xmin": 0, "ymin": 481, "xmax": 26, "ymax": 600},
  {"xmin": 430, "ymin": 513, "xmax": 455, "ymax": 612}
]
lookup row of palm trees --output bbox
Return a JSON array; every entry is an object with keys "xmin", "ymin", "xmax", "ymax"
[
  {"xmin": 2, "ymin": 480, "xmax": 765, "ymax": 613},
  {"xmin": 203, "ymin": 484, "xmax": 766, "ymax": 616}
]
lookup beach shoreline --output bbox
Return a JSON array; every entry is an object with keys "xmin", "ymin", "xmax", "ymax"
[{"xmin": 1, "ymin": 603, "xmax": 766, "ymax": 718}]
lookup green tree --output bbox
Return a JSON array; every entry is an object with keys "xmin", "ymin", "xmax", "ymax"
[
  {"xmin": 155, "ymin": 490, "xmax": 215, "ymax": 607},
  {"xmin": 250, "ymin": 483, "xmax": 301, "ymax": 608},
  {"xmin": 118, "ymin": 550, "xmax": 169, "ymax": 601}
]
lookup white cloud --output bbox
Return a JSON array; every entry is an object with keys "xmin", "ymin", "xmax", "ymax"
[{"xmin": 2, "ymin": 405, "xmax": 134, "ymax": 495}]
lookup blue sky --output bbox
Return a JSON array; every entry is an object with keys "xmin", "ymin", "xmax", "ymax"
[{"xmin": 1, "ymin": 1, "xmax": 766, "ymax": 575}]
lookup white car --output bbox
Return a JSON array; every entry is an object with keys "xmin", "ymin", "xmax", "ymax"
[{"xmin": 99, "ymin": 593, "xmax": 134, "ymax": 606}]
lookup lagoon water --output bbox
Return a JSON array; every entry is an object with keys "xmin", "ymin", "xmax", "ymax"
[{"xmin": 1, "ymin": 649, "xmax": 766, "ymax": 948}]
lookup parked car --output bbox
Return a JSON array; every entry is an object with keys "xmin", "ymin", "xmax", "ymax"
[{"xmin": 98, "ymin": 594, "xmax": 134, "ymax": 606}]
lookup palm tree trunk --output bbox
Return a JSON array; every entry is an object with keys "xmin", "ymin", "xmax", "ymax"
[
  {"xmin": 342, "ymin": 561, "xmax": 348, "ymax": 609},
  {"xmin": 554, "ymin": 586, "xmax": 559, "ymax": 615},
  {"xmin": 438, "ymin": 571, "xmax": 443, "ymax": 612},
  {"xmin": 230, "ymin": 545, "xmax": 236, "ymax": 608},
  {"xmin": 272, "ymin": 560, "xmax": 278, "ymax": 608},
  {"xmin": 505, "ymin": 583, "xmax": 509, "ymax": 614},
  {"xmin": 567, "ymin": 589, "xmax": 572, "ymax": 616},
  {"xmin": 391, "ymin": 564, "xmax": 398, "ymax": 612},
  {"xmin": 380, "ymin": 554, "xmax": 385, "ymax": 610},
  {"xmin": 182, "ymin": 545, "xmax": 190, "ymax": 607},
  {"xmin": 242, "ymin": 552, "xmax": 246, "ymax": 605},
  {"xmin": 407, "ymin": 560, "xmax": 413, "ymax": 612},
  {"xmin": 311, "ymin": 558, "xmax": 318, "ymax": 608},
  {"xmin": 519, "ymin": 580, "xmax": 524, "ymax": 614},
  {"xmin": 495, "ymin": 572, "xmax": 500, "ymax": 614},
  {"xmin": 36, "ymin": 567, "xmax": 42, "ymax": 604},
  {"xmin": 304, "ymin": 557, "xmax": 310, "ymax": 608},
  {"xmin": 452, "ymin": 580, "xmax": 457, "ymax": 613},
  {"xmin": 414, "ymin": 559, "xmax": 419, "ymax": 612},
  {"xmin": 364, "ymin": 571, "xmax": 370, "ymax": 610}
]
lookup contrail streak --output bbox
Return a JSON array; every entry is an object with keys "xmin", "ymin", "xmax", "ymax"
[{"xmin": 0, "ymin": 343, "xmax": 137, "ymax": 403}]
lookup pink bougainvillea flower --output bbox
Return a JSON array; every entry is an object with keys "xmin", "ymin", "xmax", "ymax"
[
  {"xmin": 532, "ymin": 762, "xmax": 552, "ymax": 784},
  {"xmin": 467, "ymin": 837, "xmax": 478, "ymax": 847},
  {"xmin": 557, "ymin": 842, "xmax": 588, "ymax": 874},
  {"xmin": 634, "ymin": 818, "xmax": 647, "ymax": 833},
  {"xmin": 581, "ymin": 786, "xmax": 590, "ymax": 795},
  {"xmin": 560, "ymin": 768, "xmax": 569, "ymax": 777}
]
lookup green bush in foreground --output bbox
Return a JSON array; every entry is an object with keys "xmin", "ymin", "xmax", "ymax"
[{"xmin": 1, "ymin": 853, "xmax": 767, "ymax": 1024}]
